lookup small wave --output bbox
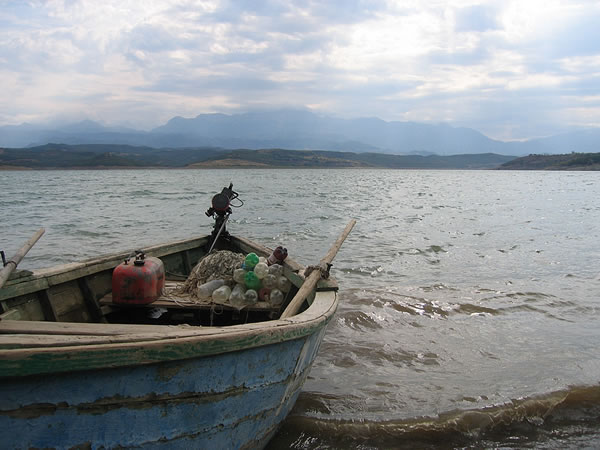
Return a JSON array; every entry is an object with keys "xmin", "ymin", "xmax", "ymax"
[
  {"xmin": 340, "ymin": 288, "xmax": 451, "ymax": 319},
  {"xmin": 340, "ymin": 266, "xmax": 395, "ymax": 278},
  {"xmin": 0, "ymin": 200, "xmax": 29, "ymax": 207},
  {"xmin": 129, "ymin": 189, "xmax": 158, "ymax": 196},
  {"xmin": 337, "ymin": 310, "xmax": 383, "ymax": 331},
  {"xmin": 319, "ymin": 339, "xmax": 439, "ymax": 371},
  {"xmin": 76, "ymin": 230, "xmax": 112, "ymax": 238},
  {"xmin": 454, "ymin": 303, "xmax": 500, "ymax": 316},
  {"xmin": 404, "ymin": 215, "xmax": 423, "ymax": 223},
  {"xmin": 340, "ymin": 287, "xmax": 586, "ymax": 322},
  {"xmin": 397, "ymin": 245, "xmax": 448, "ymax": 256},
  {"xmin": 271, "ymin": 385, "xmax": 600, "ymax": 449}
]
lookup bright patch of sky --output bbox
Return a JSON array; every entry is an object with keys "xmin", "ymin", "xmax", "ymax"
[{"xmin": 1, "ymin": 0, "xmax": 599, "ymax": 140}]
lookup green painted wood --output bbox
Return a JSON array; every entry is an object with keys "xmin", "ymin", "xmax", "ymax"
[
  {"xmin": 0, "ymin": 304, "xmax": 335, "ymax": 377},
  {"xmin": 0, "ymin": 278, "xmax": 50, "ymax": 302}
]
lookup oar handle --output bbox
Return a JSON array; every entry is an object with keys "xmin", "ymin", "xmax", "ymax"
[
  {"xmin": 0, "ymin": 228, "xmax": 45, "ymax": 289},
  {"xmin": 280, "ymin": 219, "xmax": 356, "ymax": 319}
]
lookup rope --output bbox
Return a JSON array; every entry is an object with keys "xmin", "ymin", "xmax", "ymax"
[
  {"xmin": 210, "ymin": 304, "xmax": 224, "ymax": 326},
  {"xmin": 304, "ymin": 263, "xmax": 332, "ymax": 279},
  {"xmin": 161, "ymin": 285, "xmax": 209, "ymax": 307}
]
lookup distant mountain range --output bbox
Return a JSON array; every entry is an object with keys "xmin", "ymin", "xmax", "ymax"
[{"xmin": 1, "ymin": 110, "xmax": 599, "ymax": 156}]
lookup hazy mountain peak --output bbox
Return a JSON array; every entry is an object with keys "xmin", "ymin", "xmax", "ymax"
[{"xmin": 1, "ymin": 110, "xmax": 598, "ymax": 156}]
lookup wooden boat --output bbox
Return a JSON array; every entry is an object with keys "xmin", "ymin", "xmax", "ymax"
[{"xmin": 0, "ymin": 211, "xmax": 355, "ymax": 448}]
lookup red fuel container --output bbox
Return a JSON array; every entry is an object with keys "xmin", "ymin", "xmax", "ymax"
[{"xmin": 112, "ymin": 253, "xmax": 165, "ymax": 304}]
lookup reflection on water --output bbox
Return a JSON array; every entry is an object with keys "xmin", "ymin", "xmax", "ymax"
[{"xmin": 2, "ymin": 169, "xmax": 600, "ymax": 448}]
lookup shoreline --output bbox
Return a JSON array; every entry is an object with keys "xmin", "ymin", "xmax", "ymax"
[{"xmin": 2, "ymin": 165, "xmax": 599, "ymax": 171}]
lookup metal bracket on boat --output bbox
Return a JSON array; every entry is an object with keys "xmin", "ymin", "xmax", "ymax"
[
  {"xmin": 0, "ymin": 251, "xmax": 15, "ymax": 269},
  {"xmin": 207, "ymin": 212, "xmax": 230, "ymax": 254},
  {"xmin": 123, "ymin": 249, "xmax": 145, "ymax": 265},
  {"xmin": 133, "ymin": 250, "xmax": 146, "ymax": 266}
]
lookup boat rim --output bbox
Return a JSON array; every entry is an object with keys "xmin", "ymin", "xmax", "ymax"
[{"xmin": 0, "ymin": 234, "xmax": 339, "ymax": 378}]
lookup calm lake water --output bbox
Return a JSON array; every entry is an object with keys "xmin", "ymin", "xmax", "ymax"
[{"xmin": 2, "ymin": 168, "xmax": 600, "ymax": 449}]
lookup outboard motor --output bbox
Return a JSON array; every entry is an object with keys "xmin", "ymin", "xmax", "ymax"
[{"xmin": 205, "ymin": 183, "xmax": 242, "ymax": 252}]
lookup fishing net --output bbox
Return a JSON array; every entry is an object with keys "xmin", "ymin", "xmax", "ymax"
[{"xmin": 180, "ymin": 250, "xmax": 245, "ymax": 297}]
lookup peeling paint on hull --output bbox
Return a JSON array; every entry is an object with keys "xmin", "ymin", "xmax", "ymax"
[{"xmin": 0, "ymin": 328, "xmax": 327, "ymax": 449}]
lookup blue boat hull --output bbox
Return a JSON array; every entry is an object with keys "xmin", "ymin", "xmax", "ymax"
[
  {"xmin": 0, "ymin": 327, "xmax": 327, "ymax": 449},
  {"xmin": 0, "ymin": 233, "xmax": 345, "ymax": 448}
]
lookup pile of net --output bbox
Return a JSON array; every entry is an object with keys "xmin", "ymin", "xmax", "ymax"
[{"xmin": 180, "ymin": 250, "xmax": 244, "ymax": 298}]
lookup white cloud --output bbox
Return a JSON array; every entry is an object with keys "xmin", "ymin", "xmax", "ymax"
[{"xmin": 0, "ymin": 0, "xmax": 599, "ymax": 139}]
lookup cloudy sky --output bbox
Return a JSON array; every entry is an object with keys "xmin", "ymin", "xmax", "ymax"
[{"xmin": 1, "ymin": 0, "xmax": 599, "ymax": 140}]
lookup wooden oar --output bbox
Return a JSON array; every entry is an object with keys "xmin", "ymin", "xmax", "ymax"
[
  {"xmin": 0, "ymin": 228, "xmax": 45, "ymax": 289},
  {"xmin": 280, "ymin": 219, "xmax": 356, "ymax": 319}
]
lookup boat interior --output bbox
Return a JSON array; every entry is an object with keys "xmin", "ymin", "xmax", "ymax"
[{"xmin": 0, "ymin": 235, "xmax": 324, "ymax": 329}]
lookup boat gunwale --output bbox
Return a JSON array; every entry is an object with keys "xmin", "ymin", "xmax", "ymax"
[
  {"xmin": 0, "ymin": 290, "xmax": 337, "ymax": 377},
  {"xmin": 0, "ymin": 234, "xmax": 339, "ymax": 378}
]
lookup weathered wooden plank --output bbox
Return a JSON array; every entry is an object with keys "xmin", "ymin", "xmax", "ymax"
[
  {"xmin": 61, "ymin": 290, "xmax": 329, "ymax": 337},
  {"xmin": 0, "ymin": 292, "xmax": 46, "ymax": 321},
  {"xmin": 0, "ymin": 320, "xmax": 187, "ymax": 336},
  {"xmin": 187, "ymin": 246, "xmax": 205, "ymax": 268},
  {"xmin": 78, "ymin": 277, "xmax": 106, "ymax": 323},
  {"xmin": 0, "ymin": 277, "xmax": 50, "ymax": 302},
  {"xmin": 38, "ymin": 290, "xmax": 59, "ymax": 321},
  {"xmin": 182, "ymin": 250, "xmax": 192, "ymax": 273},
  {"xmin": 48, "ymin": 281, "xmax": 86, "ymax": 318},
  {"xmin": 84, "ymin": 270, "xmax": 113, "ymax": 301},
  {"xmin": 0, "ymin": 315, "xmax": 334, "ymax": 377},
  {"xmin": 0, "ymin": 332, "xmax": 206, "ymax": 348},
  {"xmin": 0, "ymin": 309, "xmax": 21, "ymax": 320},
  {"xmin": 0, "ymin": 301, "xmax": 336, "ymax": 380},
  {"xmin": 0, "ymin": 288, "xmax": 335, "ymax": 338},
  {"xmin": 0, "ymin": 321, "xmax": 320, "ymax": 348},
  {"xmin": 60, "ymin": 307, "xmax": 92, "ymax": 323},
  {"xmin": 145, "ymin": 236, "xmax": 210, "ymax": 258}
]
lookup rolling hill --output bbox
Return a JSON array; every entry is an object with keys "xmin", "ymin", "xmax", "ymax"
[{"xmin": 0, "ymin": 144, "xmax": 515, "ymax": 169}]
